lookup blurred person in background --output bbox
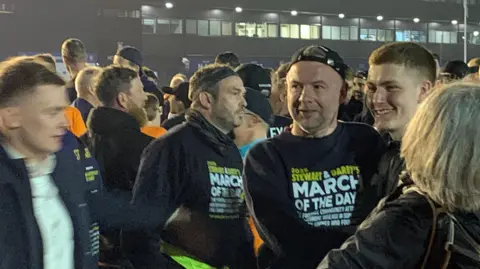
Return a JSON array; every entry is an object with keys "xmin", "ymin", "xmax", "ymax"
[
  {"xmin": 114, "ymin": 46, "xmax": 163, "ymax": 103},
  {"xmin": 436, "ymin": 60, "xmax": 469, "ymax": 86},
  {"xmin": 141, "ymin": 93, "xmax": 167, "ymax": 138},
  {"xmin": 161, "ymin": 82, "xmax": 191, "ymax": 130},
  {"xmin": 34, "ymin": 53, "xmax": 87, "ymax": 138},
  {"xmin": 72, "ymin": 66, "xmax": 102, "ymax": 122},
  {"xmin": 270, "ymin": 62, "xmax": 290, "ymax": 118},
  {"xmin": 215, "ymin": 51, "xmax": 241, "ymax": 68},
  {"xmin": 466, "ymin": 57, "xmax": 480, "ymax": 82},
  {"xmin": 162, "ymin": 73, "xmax": 188, "ymax": 122},
  {"xmin": 344, "ymin": 70, "xmax": 367, "ymax": 120},
  {"xmin": 319, "ymin": 82, "xmax": 480, "ymax": 269},
  {"xmin": 142, "ymin": 66, "xmax": 158, "ymax": 85},
  {"xmin": 236, "ymin": 63, "xmax": 292, "ymax": 138},
  {"xmin": 62, "ymin": 38, "xmax": 89, "ymax": 102}
]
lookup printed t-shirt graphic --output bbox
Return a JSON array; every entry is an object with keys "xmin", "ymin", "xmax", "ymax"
[
  {"xmin": 208, "ymin": 161, "xmax": 244, "ymax": 219},
  {"xmin": 291, "ymin": 165, "xmax": 360, "ymax": 227}
]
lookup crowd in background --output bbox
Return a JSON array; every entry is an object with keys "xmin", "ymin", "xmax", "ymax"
[{"xmin": 1, "ymin": 37, "xmax": 480, "ymax": 269}]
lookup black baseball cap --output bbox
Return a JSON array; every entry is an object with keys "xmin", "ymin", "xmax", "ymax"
[
  {"xmin": 162, "ymin": 82, "xmax": 191, "ymax": 108},
  {"xmin": 288, "ymin": 45, "xmax": 347, "ymax": 80},
  {"xmin": 235, "ymin": 63, "xmax": 272, "ymax": 97},
  {"xmin": 116, "ymin": 46, "xmax": 143, "ymax": 67},
  {"xmin": 355, "ymin": 70, "xmax": 368, "ymax": 80},
  {"xmin": 245, "ymin": 87, "xmax": 274, "ymax": 125},
  {"xmin": 441, "ymin": 60, "xmax": 469, "ymax": 80}
]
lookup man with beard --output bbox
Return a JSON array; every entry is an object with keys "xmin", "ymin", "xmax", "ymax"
[
  {"xmin": 86, "ymin": 65, "xmax": 152, "ymax": 267},
  {"xmin": 243, "ymin": 45, "xmax": 386, "ymax": 269},
  {"xmin": 126, "ymin": 64, "xmax": 256, "ymax": 269}
]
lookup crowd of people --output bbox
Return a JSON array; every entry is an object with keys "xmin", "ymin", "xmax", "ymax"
[{"xmin": 1, "ymin": 37, "xmax": 480, "ymax": 269}]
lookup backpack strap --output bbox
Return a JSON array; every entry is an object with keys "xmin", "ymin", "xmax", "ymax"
[{"xmin": 403, "ymin": 186, "xmax": 448, "ymax": 269}]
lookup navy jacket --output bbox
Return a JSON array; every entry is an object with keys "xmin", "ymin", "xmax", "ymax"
[{"xmin": 0, "ymin": 131, "xmax": 163, "ymax": 269}]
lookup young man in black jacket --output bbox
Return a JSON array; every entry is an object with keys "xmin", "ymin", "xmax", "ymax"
[
  {"xmin": 243, "ymin": 45, "xmax": 387, "ymax": 269},
  {"xmin": 127, "ymin": 64, "xmax": 256, "ymax": 269},
  {"xmin": 0, "ymin": 57, "xmax": 163, "ymax": 269},
  {"xmin": 366, "ymin": 42, "xmax": 436, "ymax": 197}
]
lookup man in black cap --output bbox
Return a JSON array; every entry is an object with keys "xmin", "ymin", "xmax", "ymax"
[
  {"xmin": 113, "ymin": 46, "xmax": 163, "ymax": 102},
  {"xmin": 232, "ymin": 87, "xmax": 273, "ymax": 159},
  {"xmin": 160, "ymin": 81, "xmax": 192, "ymax": 130},
  {"xmin": 436, "ymin": 60, "xmax": 469, "ymax": 86},
  {"xmin": 243, "ymin": 45, "xmax": 386, "ymax": 269},
  {"xmin": 235, "ymin": 63, "xmax": 292, "ymax": 138}
]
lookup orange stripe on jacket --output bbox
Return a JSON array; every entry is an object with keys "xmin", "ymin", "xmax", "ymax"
[
  {"xmin": 248, "ymin": 216, "xmax": 264, "ymax": 256},
  {"xmin": 64, "ymin": 106, "xmax": 87, "ymax": 137},
  {"xmin": 141, "ymin": 125, "xmax": 167, "ymax": 139}
]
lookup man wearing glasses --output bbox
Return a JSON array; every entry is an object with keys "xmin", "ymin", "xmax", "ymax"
[{"xmin": 243, "ymin": 45, "xmax": 386, "ymax": 269}]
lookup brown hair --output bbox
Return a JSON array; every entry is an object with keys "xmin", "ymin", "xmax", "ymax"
[
  {"xmin": 94, "ymin": 65, "xmax": 138, "ymax": 107},
  {"xmin": 0, "ymin": 57, "xmax": 65, "ymax": 108},
  {"xmin": 34, "ymin": 53, "xmax": 56, "ymax": 72},
  {"xmin": 61, "ymin": 38, "xmax": 87, "ymax": 62},
  {"xmin": 369, "ymin": 42, "xmax": 436, "ymax": 83},
  {"xmin": 468, "ymin": 57, "xmax": 480, "ymax": 67}
]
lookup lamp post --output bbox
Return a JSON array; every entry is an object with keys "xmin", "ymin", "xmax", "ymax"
[{"xmin": 464, "ymin": 0, "xmax": 468, "ymax": 62}]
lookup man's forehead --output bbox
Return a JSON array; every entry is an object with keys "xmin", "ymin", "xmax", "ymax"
[
  {"xmin": 22, "ymin": 84, "xmax": 67, "ymax": 105},
  {"xmin": 368, "ymin": 64, "xmax": 411, "ymax": 81}
]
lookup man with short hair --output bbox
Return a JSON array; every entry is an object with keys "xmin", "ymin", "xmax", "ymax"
[
  {"xmin": 127, "ymin": 64, "xmax": 256, "ymax": 269},
  {"xmin": 72, "ymin": 66, "xmax": 102, "ymax": 122},
  {"xmin": 62, "ymin": 38, "xmax": 89, "ymax": 102},
  {"xmin": 0, "ymin": 57, "xmax": 163, "ymax": 269},
  {"xmin": 88, "ymin": 65, "xmax": 151, "ymax": 192},
  {"xmin": 243, "ymin": 45, "xmax": 386, "ymax": 269},
  {"xmin": 367, "ymin": 42, "xmax": 436, "ymax": 196},
  {"xmin": 215, "ymin": 51, "xmax": 240, "ymax": 68},
  {"xmin": 141, "ymin": 93, "xmax": 167, "ymax": 138},
  {"xmin": 236, "ymin": 63, "xmax": 292, "ymax": 138}
]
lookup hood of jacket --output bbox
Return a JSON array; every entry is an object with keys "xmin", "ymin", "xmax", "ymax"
[{"xmin": 87, "ymin": 107, "xmax": 141, "ymax": 135}]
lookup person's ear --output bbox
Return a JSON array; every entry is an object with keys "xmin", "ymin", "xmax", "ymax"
[
  {"xmin": 418, "ymin": 80, "xmax": 434, "ymax": 103},
  {"xmin": 0, "ymin": 107, "xmax": 22, "ymax": 130},
  {"xmin": 198, "ymin": 92, "xmax": 214, "ymax": 109},
  {"xmin": 117, "ymin": 92, "xmax": 129, "ymax": 109}
]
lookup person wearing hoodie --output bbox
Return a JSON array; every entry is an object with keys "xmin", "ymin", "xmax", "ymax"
[
  {"xmin": 126, "ymin": 64, "xmax": 256, "ymax": 269},
  {"xmin": 86, "ymin": 65, "xmax": 152, "ymax": 267}
]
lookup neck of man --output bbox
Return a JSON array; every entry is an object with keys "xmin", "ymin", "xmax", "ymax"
[
  {"xmin": 196, "ymin": 108, "xmax": 230, "ymax": 134},
  {"xmin": 235, "ymin": 126, "xmax": 267, "ymax": 147},
  {"xmin": 69, "ymin": 62, "xmax": 87, "ymax": 78},
  {"xmin": 3, "ymin": 136, "xmax": 49, "ymax": 165},
  {"xmin": 291, "ymin": 121, "xmax": 337, "ymax": 138},
  {"xmin": 78, "ymin": 94, "xmax": 99, "ymax": 107},
  {"xmin": 148, "ymin": 114, "xmax": 161, "ymax": 126}
]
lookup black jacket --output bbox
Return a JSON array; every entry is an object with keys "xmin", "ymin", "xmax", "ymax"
[
  {"xmin": 161, "ymin": 112, "xmax": 186, "ymax": 130},
  {"xmin": 371, "ymin": 141, "xmax": 405, "ymax": 198},
  {"xmin": 87, "ymin": 107, "xmax": 153, "ymax": 191},
  {"xmin": 0, "ymin": 131, "xmax": 162, "ymax": 269},
  {"xmin": 127, "ymin": 110, "xmax": 255, "ymax": 269},
  {"xmin": 318, "ymin": 186, "xmax": 480, "ymax": 269}
]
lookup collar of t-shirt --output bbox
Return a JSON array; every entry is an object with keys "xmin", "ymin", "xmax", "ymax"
[
  {"xmin": 239, "ymin": 138, "xmax": 265, "ymax": 160},
  {"xmin": 168, "ymin": 113, "xmax": 180, "ymax": 119}
]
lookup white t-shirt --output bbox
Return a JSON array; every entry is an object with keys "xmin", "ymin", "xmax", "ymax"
[{"xmin": 4, "ymin": 145, "xmax": 75, "ymax": 269}]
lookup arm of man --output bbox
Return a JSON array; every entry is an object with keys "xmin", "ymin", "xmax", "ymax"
[
  {"xmin": 244, "ymin": 142, "xmax": 353, "ymax": 269},
  {"xmin": 123, "ymin": 136, "xmax": 189, "ymax": 268},
  {"xmin": 317, "ymin": 194, "xmax": 431, "ymax": 269}
]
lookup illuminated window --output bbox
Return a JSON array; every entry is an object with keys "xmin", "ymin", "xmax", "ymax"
[
  {"xmin": 171, "ymin": 19, "xmax": 183, "ymax": 34},
  {"xmin": 222, "ymin": 21, "xmax": 232, "ymax": 35},
  {"xmin": 142, "ymin": 19, "xmax": 155, "ymax": 34},
  {"xmin": 210, "ymin": 20, "xmax": 221, "ymax": 36},
  {"xmin": 186, "ymin": 19, "xmax": 197, "ymax": 34}
]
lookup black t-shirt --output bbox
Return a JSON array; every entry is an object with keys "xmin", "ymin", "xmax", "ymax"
[
  {"xmin": 268, "ymin": 115, "xmax": 292, "ymax": 138},
  {"xmin": 129, "ymin": 123, "xmax": 255, "ymax": 269},
  {"xmin": 243, "ymin": 122, "xmax": 387, "ymax": 269}
]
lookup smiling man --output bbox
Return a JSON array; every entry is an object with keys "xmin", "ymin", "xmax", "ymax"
[
  {"xmin": 366, "ymin": 42, "xmax": 436, "ymax": 197},
  {"xmin": 243, "ymin": 45, "xmax": 386, "ymax": 269}
]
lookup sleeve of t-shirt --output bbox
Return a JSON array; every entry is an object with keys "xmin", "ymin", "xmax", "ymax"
[
  {"xmin": 244, "ymin": 141, "xmax": 353, "ymax": 268},
  {"xmin": 317, "ymin": 195, "xmax": 431, "ymax": 269},
  {"xmin": 124, "ymin": 136, "xmax": 189, "ymax": 268}
]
